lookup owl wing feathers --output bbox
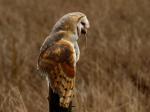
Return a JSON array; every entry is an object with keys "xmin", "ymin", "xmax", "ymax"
[
  {"xmin": 38, "ymin": 38, "xmax": 76, "ymax": 107},
  {"xmin": 38, "ymin": 39, "xmax": 76, "ymax": 78}
]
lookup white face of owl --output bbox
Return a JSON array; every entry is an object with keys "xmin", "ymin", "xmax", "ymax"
[{"xmin": 77, "ymin": 16, "xmax": 90, "ymax": 37}]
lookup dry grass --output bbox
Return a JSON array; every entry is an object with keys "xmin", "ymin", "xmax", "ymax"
[{"xmin": 0, "ymin": 0, "xmax": 150, "ymax": 112}]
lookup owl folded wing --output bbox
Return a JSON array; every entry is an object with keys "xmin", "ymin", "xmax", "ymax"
[{"xmin": 38, "ymin": 39, "xmax": 76, "ymax": 78}]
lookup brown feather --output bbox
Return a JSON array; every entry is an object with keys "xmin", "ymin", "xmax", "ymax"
[{"xmin": 38, "ymin": 39, "xmax": 76, "ymax": 108}]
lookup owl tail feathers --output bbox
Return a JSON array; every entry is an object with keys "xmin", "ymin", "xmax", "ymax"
[{"xmin": 48, "ymin": 85, "xmax": 73, "ymax": 112}]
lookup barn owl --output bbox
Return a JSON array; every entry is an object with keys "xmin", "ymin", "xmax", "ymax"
[{"xmin": 37, "ymin": 12, "xmax": 90, "ymax": 109}]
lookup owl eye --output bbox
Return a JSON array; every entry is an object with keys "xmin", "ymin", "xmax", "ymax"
[{"xmin": 81, "ymin": 22, "xmax": 85, "ymax": 26}]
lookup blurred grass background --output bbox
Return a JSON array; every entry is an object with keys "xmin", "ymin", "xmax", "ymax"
[{"xmin": 0, "ymin": 0, "xmax": 150, "ymax": 112}]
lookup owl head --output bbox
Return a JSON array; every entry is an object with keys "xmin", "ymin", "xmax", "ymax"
[{"xmin": 52, "ymin": 12, "xmax": 90, "ymax": 39}]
